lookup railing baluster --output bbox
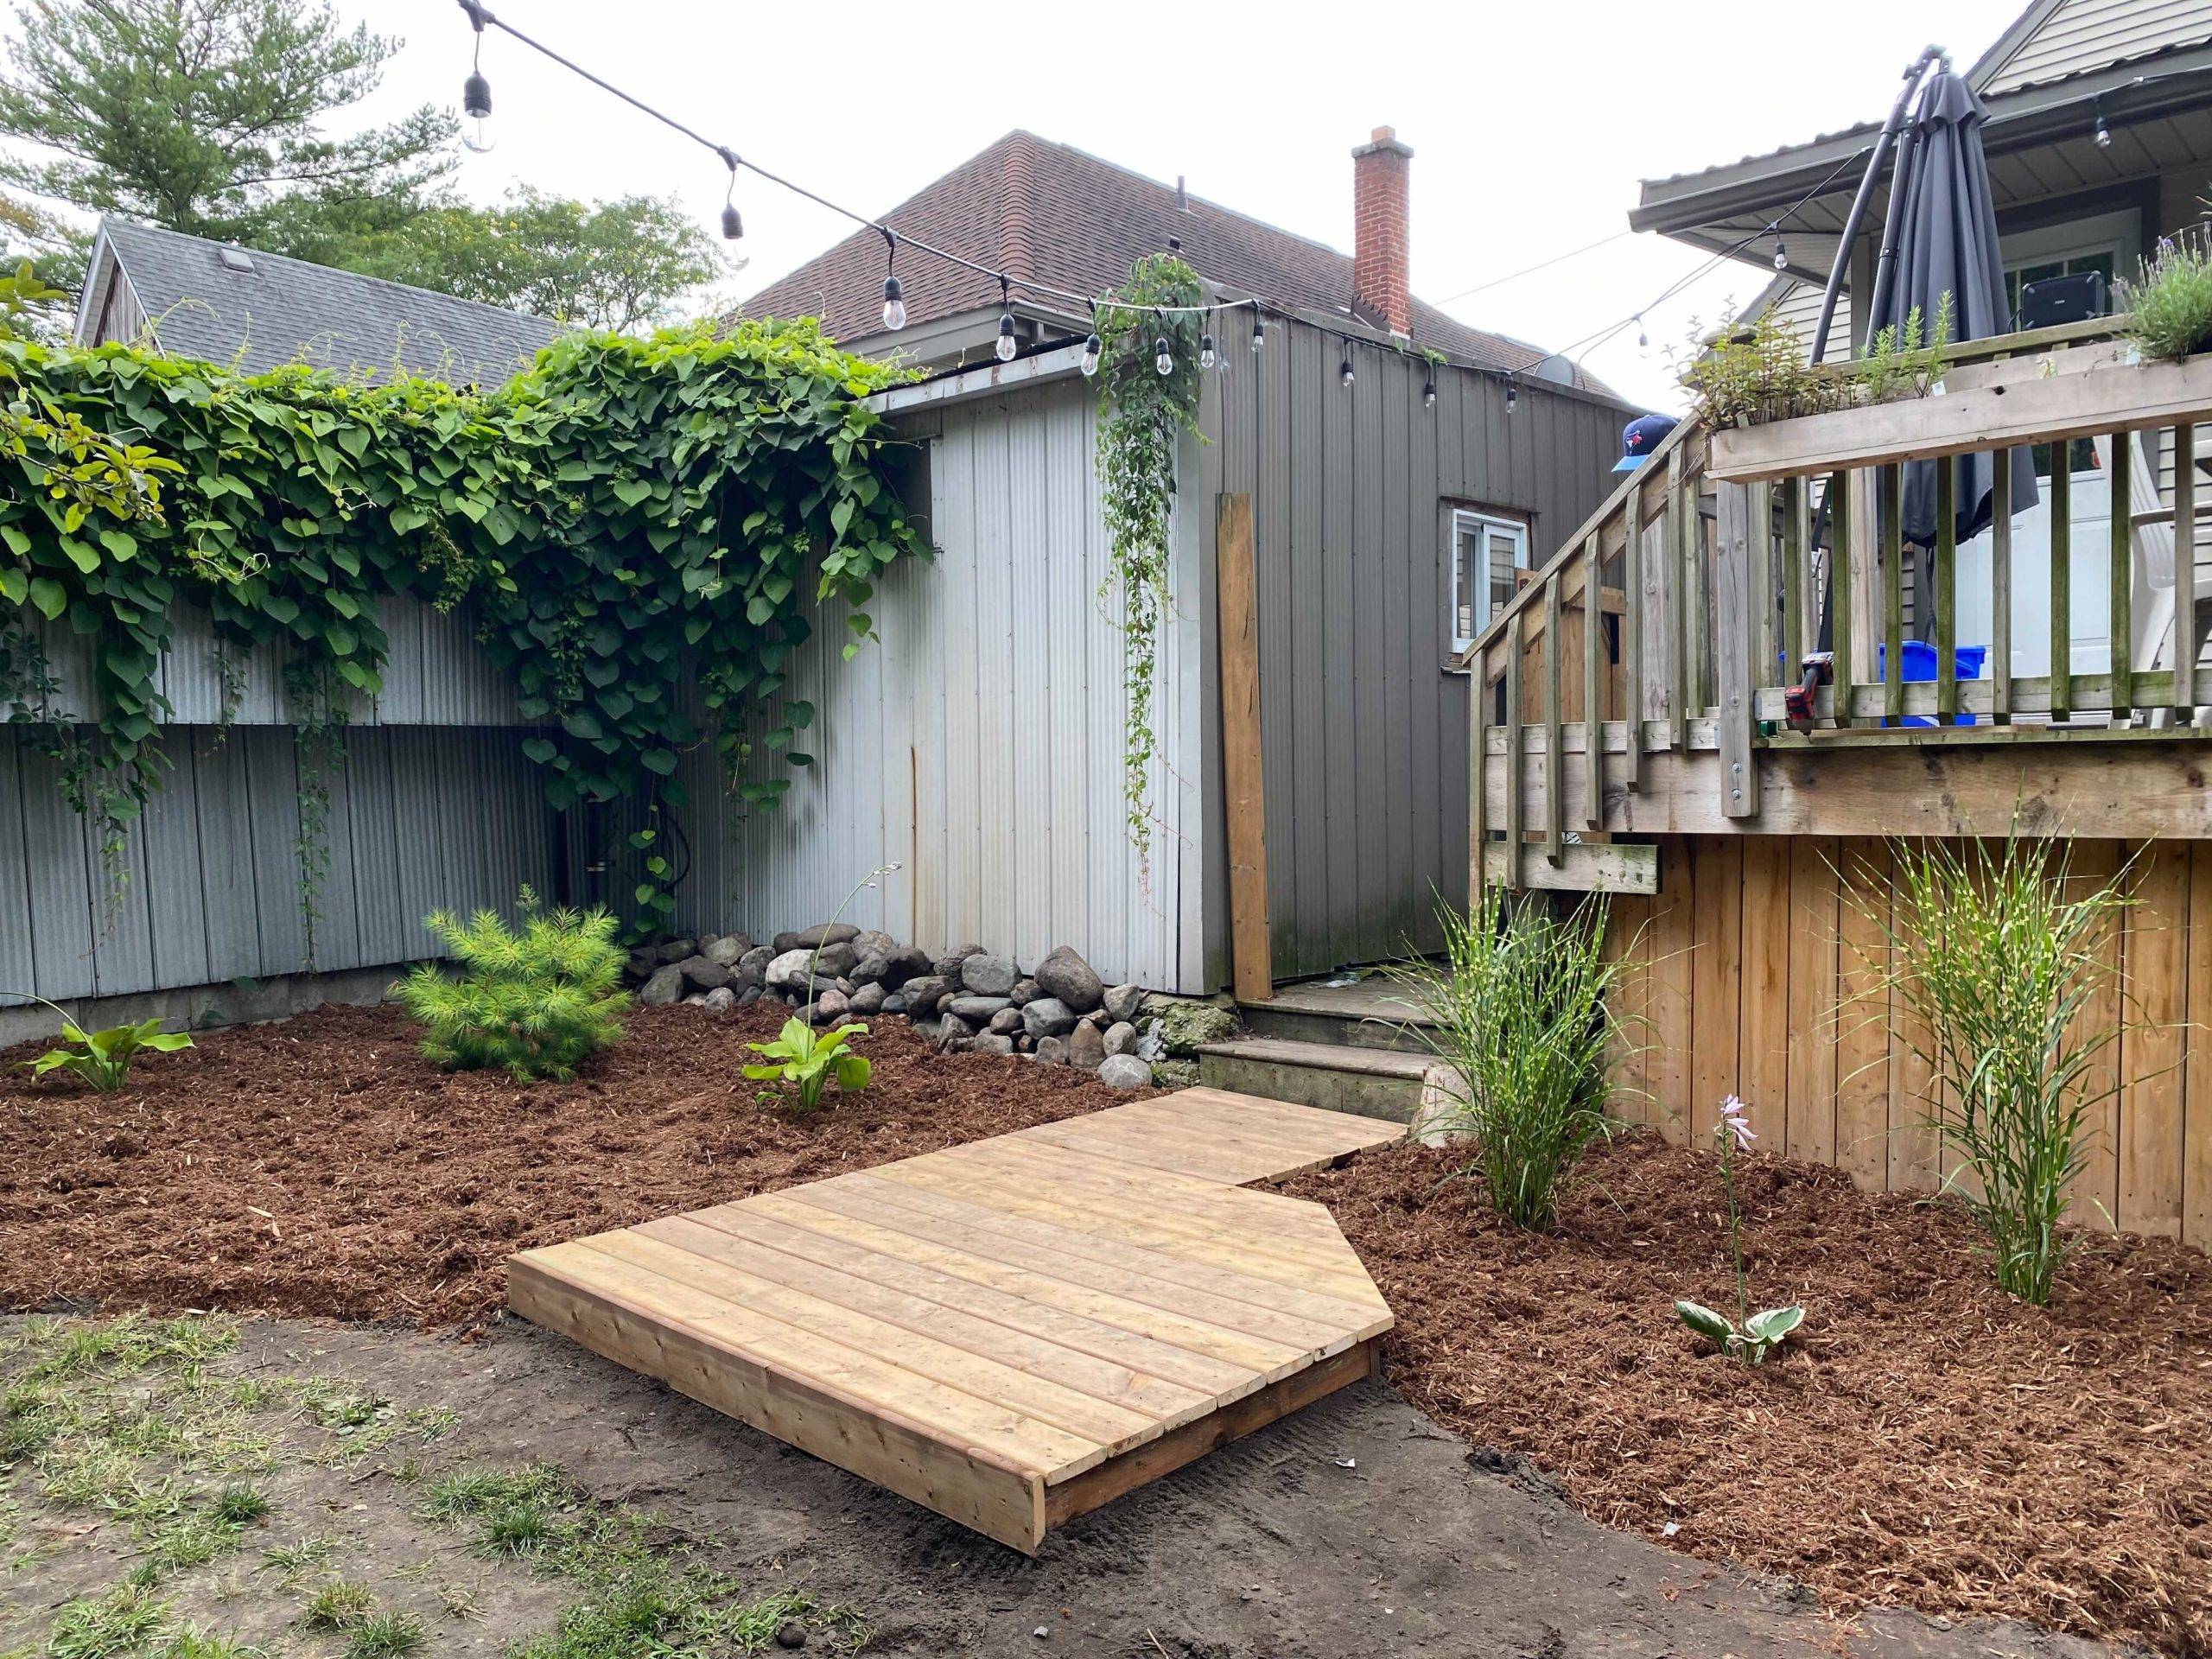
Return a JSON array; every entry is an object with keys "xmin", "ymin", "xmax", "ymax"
[
  {"xmin": 1470, "ymin": 638, "xmax": 1489, "ymax": 909},
  {"xmin": 1715, "ymin": 481, "xmax": 1758, "ymax": 818},
  {"xmin": 2175, "ymin": 421, "xmax": 2195, "ymax": 716},
  {"xmin": 1505, "ymin": 631, "xmax": 1523, "ymax": 891},
  {"xmin": 1830, "ymin": 469, "xmax": 1853, "ymax": 728},
  {"xmin": 1544, "ymin": 574, "xmax": 1563, "ymax": 862},
  {"xmin": 1751, "ymin": 480, "xmax": 1774, "ymax": 690},
  {"xmin": 1624, "ymin": 480, "xmax": 1643, "ymax": 791},
  {"xmin": 2051, "ymin": 461, "xmax": 2072, "ymax": 722},
  {"xmin": 1991, "ymin": 447, "xmax": 2012, "ymax": 724},
  {"xmin": 2111, "ymin": 428, "xmax": 2133, "ymax": 720},
  {"xmin": 1583, "ymin": 531, "xmax": 1603, "ymax": 830},
  {"xmin": 1936, "ymin": 461, "xmax": 1956, "ymax": 723},
  {"xmin": 1668, "ymin": 449, "xmax": 1688, "ymax": 751},
  {"xmin": 1781, "ymin": 476, "xmax": 1803, "ymax": 686},
  {"xmin": 1882, "ymin": 465, "xmax": 1903, "ymax": 726}
]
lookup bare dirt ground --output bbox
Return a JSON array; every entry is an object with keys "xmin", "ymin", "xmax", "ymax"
[{"xmin": 0, "ymin": 1314, "xmax": 2130, "ymax": 1659}]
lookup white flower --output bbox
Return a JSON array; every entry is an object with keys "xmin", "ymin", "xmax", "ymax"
[{"xmin": 1718, "ymin": 1093, "xmax": 1755, "ymax": 1151}]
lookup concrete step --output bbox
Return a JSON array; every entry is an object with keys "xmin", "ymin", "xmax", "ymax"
[{"xmin": 1197, "ymin": 1036, "xmax": 1438, "ymax": 1124}]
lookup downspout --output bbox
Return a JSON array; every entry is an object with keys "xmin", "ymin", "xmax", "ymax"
[{"xmin": 1810, "ymin": 46, "xmax": 1949, "ymax": 364}]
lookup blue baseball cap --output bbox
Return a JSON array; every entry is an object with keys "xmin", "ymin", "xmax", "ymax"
[{"xmin": 1613, "ymin": 413, "xmax": 1676, "ymax": 473}]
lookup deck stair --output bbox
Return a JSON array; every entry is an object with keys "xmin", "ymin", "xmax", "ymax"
[
  {"xmin": 508, "ymin": 1087, "xmax": 1402, "ymax": 1554},
  {"xmin": 1200, "ymin": 976, "xmax": 1451, "ymax": 1124}
]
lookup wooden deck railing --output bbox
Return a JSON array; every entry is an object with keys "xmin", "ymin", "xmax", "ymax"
[{"xmin": 1466, "ymin": 317, "xmax": 2212, "ymax": 896}]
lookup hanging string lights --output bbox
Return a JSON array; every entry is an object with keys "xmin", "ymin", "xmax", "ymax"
[
  {"xmin": 1771, "ymin": 225, "xmax": 1788, "ymax": 271},
  {"xmin": 458, "ymin": 0, "xmax": 493, "ymax": 152},
  {"xmin": 1080, "ymin": 304, "xmax": 1102, "ymax": 378},
  {"xmin": 716, "ymin": 146, "xmax": 742, "ymax": 240},
  {"xmin": 995, "ymin": 276, "xmax": 1018, "ymax": 363},
  {"xmin": 1199, "ymin": 330, "xmax": 1217, "ymax": 370},
  {"xmin": 879, "ymin": 228, "xmax": 906, "ymax": 331},
  {"xmin": 1339, "ymin": 354, "xmax": 1355, "ymax": 389}
]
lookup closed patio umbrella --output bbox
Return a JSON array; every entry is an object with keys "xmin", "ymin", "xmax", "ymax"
[{"xmin": 1866, "ymin": 67, "xmax": 2038, "ymax": 550}]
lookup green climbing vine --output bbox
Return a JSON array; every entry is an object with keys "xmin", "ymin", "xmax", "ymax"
[
  {"xmin": 1094, "ymin": 254, "xmax": 1205, "ymax": 876},
  {"xmin": 0, "ymin": 268, "xmax": 925, "ymax": 938}
]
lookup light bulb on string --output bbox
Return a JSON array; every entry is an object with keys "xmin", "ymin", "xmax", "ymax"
[
  {"xmin": 459, "ymin": 0, "xmax": 493, "ymax": 153},
  {"xmin": 716, "ymin": 146, "xmax": 742, "ymax": 240},
  {"xmin": 1340, "ymin": 355, "xmax": 1355, "ymax": 389},
  {"xmin": 1154, "ymin": 335, "xmax": 1173, "ymax": 376},
  {"xmin": 1422, "ymin": 376, "xmax": 1436, "ymax": 409},
  {"xmin": 879, "ymin": 228, "xmax": 906, "ymax": 331},
  {"xmin": 1199, "ymin": 332, "xmax": 1217, "ymax": 370},
  {"xmin": 1505, "ymin": 376, "xmax": 1519, "ymax": 416},
  {"xmin": 1772, "ymin": 229, "xmax": 1788, "ymax": 271},
  {"xmin": 2094, "ymin": 109, "xmax": 2113, "ymax": 148},
  {"xmin": 995, "ymin": 276, "xmax": 1017, "ymax": 363},
  {"xmin": 1080, "ymin": 302, "xmax": 1101, "ymax": 378},
  {"xmin": 1249, "ymin": 310, "xmax": 1265, "ymax": 353},
  {"xmin": 1636, "ymin": 314, "xmax": 1649, "ymax": 351}
]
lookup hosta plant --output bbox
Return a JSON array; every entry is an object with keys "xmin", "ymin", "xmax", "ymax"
[
  {"xmin": 394, "ymin": 888, "xmax": 627, "ymax": 1082},
  {"xmin": 1675, "ymin": 1096, "xmax": 1806, "ymax": 1364},
  {"xmin": 7, "ymin": 995, "xmax": 193, "ymax": 1091},
  {"xmin": 744, "ymin": 1017, "xmax": 871, "ymax": 1113}
]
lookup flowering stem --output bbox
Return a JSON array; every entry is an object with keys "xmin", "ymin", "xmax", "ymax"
[{"xmin": 1720, "ymin": 1134, "xmax": 1750, "ymax": 1351}]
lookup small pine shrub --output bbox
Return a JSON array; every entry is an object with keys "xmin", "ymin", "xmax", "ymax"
[
  {"xmin": 2121, "ymin": 229, "xmax": 2212, "ymax": 360},
  {"xmin": 394, "ymin": 888, "xmax": 628, "ymax": 1082}
]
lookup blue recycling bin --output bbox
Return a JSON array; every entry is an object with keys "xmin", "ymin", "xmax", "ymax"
[{"xmin": 1874, "ymin": 640, "xmax": 1986, "ymax": 726}]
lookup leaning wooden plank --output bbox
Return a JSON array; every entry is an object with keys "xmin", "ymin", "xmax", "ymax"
[
  {"xmin": 506, "ymin": 1248, "xmax": 1050, "ymax": 1553},
  {"xmin": 1708, "ymin": 353, "xmax": 2212, "ymax": 482},
  {"xmin": 1480, "ymin": 840, "xmax": 1657, "ymax": 894}
]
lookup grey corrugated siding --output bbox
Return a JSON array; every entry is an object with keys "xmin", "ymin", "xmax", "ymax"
[
  {"xmin": 1209, "ymin": 320, "xmax": 1634, "ymax": 978},
  {"xmin": 672, "ymin": 373, "xmax": 1208, "ymax": 993},
  {"xmin": 0, "ymin": 723, "xmax": 554, "ymax": 1007}
]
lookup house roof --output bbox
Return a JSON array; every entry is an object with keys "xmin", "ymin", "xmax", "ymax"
[
  {"xmin": 79, "ymin": 217, "xmax": 558, "ymax": 386},
  {"xmin": 738, "ymin": 130, "xmax": 1601, "ymax": 388}
]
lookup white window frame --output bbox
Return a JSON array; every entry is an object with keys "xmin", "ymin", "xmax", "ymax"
[{"xmin": 1449, "ymin": 507, "xmax": 1531, "ymax": 658}]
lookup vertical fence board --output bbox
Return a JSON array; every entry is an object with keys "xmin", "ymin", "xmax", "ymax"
[
  {"xmin": 1785, "ymin": 836, "xmax": 1841, "ymax": 1165},
  {"xmin": 1689, "ymin": 837, "xmax": 1744, "ymax": 1127},
  {"xmin": 1643, "ymin": 836, "xmax": 1694, "ymax": 1141},
  {"xmin": 1834, "ymin": 838, "xmax": 1892, "ymax": 1189},
  {"xmin": 2187, "ymin": 842, "xmax": 2212, "ymax": 1248},
  {"xmin": 2121, "ymin": 840, "xmax": 2188, "ymax": 1237},
  {"xmin": 1738, "ymin": 836, "xmax": 1790, "ymax": 1145},
  {"xmin": 2067, "ymin": 839, "xmax": 2126, "ymax": 1226}
]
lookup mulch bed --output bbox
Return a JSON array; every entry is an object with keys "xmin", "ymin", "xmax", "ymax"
[
  {"xmin": 0, "ymin": 1001, "xmax": 1142, "ymax": 1326},
  {"xmin": 1285, "ymin": 1134, "xmax": 2212, "ymax": 1656}
]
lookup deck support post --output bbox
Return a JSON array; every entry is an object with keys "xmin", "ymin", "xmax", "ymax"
[
  {"xmin": 1714, "ymin": 481, "xmax": 1760, "ymax": 818},
  {"xmin": 1214, "ymin": 493, "xmax": 1272, "ymax": 1001}
]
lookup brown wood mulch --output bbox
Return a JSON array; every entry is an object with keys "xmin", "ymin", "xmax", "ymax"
[
  {"xmin": 1284, "ymin": 1134, "xmax": 2212, "ymax": 1656},
  {"xmin": 0, "ymin": 1000, "xmax": 1136, "ymax": 1328}
]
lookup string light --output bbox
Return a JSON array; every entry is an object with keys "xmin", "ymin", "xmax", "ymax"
[
  {"xmin": 2094, "ymin": 105, "xmax": 2113, "ymax": 148},
  {"xmin": 1339, "ymin": 354, "xmax": 1355, "ymax": 389},
  {"xmin": 1505, "ymin": 376, "xmax": 1519, "ymax": 415},
  {"xmin": 995, "ymin": 276, "xmax": 1017, "ymax": 364},
  {"xmin": 1771, "ymin": 226, "xmax": 1787, "ymax": 270},
  {"xmin": 1154, "ymin": 328, "xmax": 1174, "ymax": 377},
  {"xmin": 878, "ymin": 228, "xmax": 905, "ymax": 331},
  {"xmin": 1422, "ymin": 374, "xmax": 1436, "ymax": 409},
  {"xmin": 1199, "ymin": 331, "xmax": 1217, "ymax": 370},
  {"xmin": 458, "ymin": 0, "xmax": 493, "ymax": 153},
  {"xmin": 716, "ymin": 146, "xmax": 742, "ymax": 240},
  {"xmin": 1635, "ymin": 314, "xmax": 1648, "ymax": 350},
  {"xmin": 1250, "ymin": 313, "xmax": 1265, "ymax": 352},
  {"xmin": 1080, "ymin": 303, "xmax": 1101, "ymax": 378}
]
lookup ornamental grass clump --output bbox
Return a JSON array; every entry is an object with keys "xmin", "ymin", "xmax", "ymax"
[
  {"xmin": 1848, "ymin": 834, "xmax": 2133, "ymax": 1304},
  {"xmin": 1389, "ymin": 888, "xmax": 1633, "ymax": 1231},
  {"xmin": 2120, "ymin": 228, "xmax": 2212, "ymax": 360},
  {"xmin": 395, "ymin": 887, "xmax": 627, "ymax": 1083}
]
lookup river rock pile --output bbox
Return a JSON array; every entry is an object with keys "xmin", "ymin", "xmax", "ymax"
[{"xmin": 622, "ymin": 931, "xmax": 1180, "ymax": 1088}]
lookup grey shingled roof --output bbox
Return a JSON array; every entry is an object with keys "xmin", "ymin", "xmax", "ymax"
[{"xmin": 94, "ymin": 217, "xmax": 558, "ymax": 386}]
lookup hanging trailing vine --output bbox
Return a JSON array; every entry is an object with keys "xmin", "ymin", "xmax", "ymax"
[
  {"xmin": 0, "ymin": 276, "xmax": 925, "ymax": 939},
  {"xmin": 1094, "ymin": 255, "xmax": 1205, "ymax": 876}
]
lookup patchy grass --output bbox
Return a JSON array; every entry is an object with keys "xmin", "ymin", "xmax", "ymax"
[
  {"xmin": 47, "ymin": 1583, "xmax": 171, "ymax": 1659},
  {"xmin": 342, "ymin": 1610, "xmax": 423, "ymax": 1659},
  {"xmin": 299, "ymin": 1580, "xmax": 378, "ymax": 1633}
]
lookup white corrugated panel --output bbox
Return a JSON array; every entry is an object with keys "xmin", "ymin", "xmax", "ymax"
[{"xmin": 675, "ymin": 373, "xmax": 1201, "ymax": 992}]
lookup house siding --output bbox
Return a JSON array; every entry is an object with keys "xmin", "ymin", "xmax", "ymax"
[
  {"xmin": 1983, "ymin": 0, "xmax": 2212, "ymax": 93},
  {"xmin": 1206, "ymin": 320, "xmax": 1635, "ymax": 978}
]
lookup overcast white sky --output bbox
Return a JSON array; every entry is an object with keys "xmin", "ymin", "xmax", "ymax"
[{"xmin": 165, "ymin": 2, "xmax": 2044, "ymax": 409}]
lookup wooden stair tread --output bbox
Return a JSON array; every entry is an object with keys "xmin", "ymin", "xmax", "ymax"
[{"xmin": 1198, "ymin": 1036, "xmax": 1440, "ymax": 1078}]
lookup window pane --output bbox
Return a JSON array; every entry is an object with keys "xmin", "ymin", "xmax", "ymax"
[{"xmin": 1454, "ymin": 524, "xmax": 1478, "ymax": 641}]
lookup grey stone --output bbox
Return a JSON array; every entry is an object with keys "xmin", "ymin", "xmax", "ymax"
[
  {"xmin": 1151, "ymin": 1057, "xmax": 1198, "ymax": 1087},
  {"xmin": 677, "ymin": 956, "xmax": 732, "ymax": 991},
  {"xmin": 937, "ymin": 1014, "xmax": 972, "ymax": 1047},
  {"xmin": 810, "ymin": 989, "xmax": 851, "ymax": 1024},
  {"xmin": 934, "ymin": 944, "xmax": 985, "ymax": 978},
  {"xmin": 805, "ymin": 941, "xmax": 855, "ymax": 979},
  {"xmin": 987, "ymin": 1007, "xmax": 1024, "ymax": 1036},
  {"xmin": 1103, "ymin": 1020, "xmax": 1138, "ymax": 1057},
  {"xmin": 1067, "ymin": 1021, "xmax": 1105, "ymax": 1071},
  {"xmin": 900, "ymin": 976, "xmax": 950, "ymax": 1016},
  {"xmin": 1034, "ymin": 1035, "xmax": 1069, "ymax": 1065},
  {"xmin": 702, "ymin": 986, "xmax": 737, "ymax": 1014},
  {"xmin": 736, "ymin": 984, "xmax": 764, "ymax": 1007},
  {"xmin": 946, "ymin": 995, "xmax": 1013, "ymax": 1023},
  {"xmin": 1103, "ymin": 982, "xmax": 1144, "ymax": 1023},
  {"xmin": 794, "ymin": 922, "xmax": 861, "ymax": 950},
  {"xmin": 1015, "ymin": 1034, "xmax": 1034, "ymax": 1052},
  {"xmin": 971, "ymin": 1033, "xmax": 1015, "ymax": 1056},
  {"xmin": 1141, "ymin": 994, "xmax": 1240, "ymax": 1055},
  {"xmin": 738, "ymin": 944, "xmax": 776, "ymax": 977},
  {"xmin": 703, "ymin": 933, "xmax": 754, "ymax": 967},
  {"xmin": 683, "ymin": 992, "xmax": 707, "ymax": 1007},
  {"xmin": 961, "ymin": 954, "xmax": 1019, "ymax": 996},
  {"xmin": 887, "ymin": 945, "xmax": 931, "ymax": 986},
  {"xmin": 772, "ymin": 931, "xmax": 802, "ymax": 954},
  {"xmin": 1022, "ymin": 997, "xmax": 1077, "ymax": 1039},
  {"xmin": 851, "ymin": 929, "xmax": 898, "ymax": 963},
  {"xmin": 640, "ymin": 964, "xmax": 686, "ymax": 1006},
  {"xmin": 1097, "ymin": 1054, "xmax": 1153, "ymax": 1090},
  {"xmin": 626, "ymin": 949, "xmax": 658, "ymax": 982},
  {"xmin": 657, "ymin": 938, "xmax": 697, "ymax": 964},
  {"xmin": 764, "ymin": 949, "xmax": 816, "ymax": 990},
  {"xmin": 729, "ymin": 962, "xmax": 766, "ymax": 997},
  {"xmin": 849, "ymin": 981, "xmax": 886, "ymax": 1016},
  {"xmin": 881, "ymin": 993, "xmax": 907, "ymax": 1015},
  {"xmin": 1007, "ymin": 977, "xmax": 1043, "ymax": 1006},
  {"xmin": 1033, "ymin": 944, "xmax": 1104, "ymax": 1014}
]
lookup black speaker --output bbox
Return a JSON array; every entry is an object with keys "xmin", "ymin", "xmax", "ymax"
[{"xmin": 2018, "ymin": 270, "xmax": 2108, "ymax": 330}]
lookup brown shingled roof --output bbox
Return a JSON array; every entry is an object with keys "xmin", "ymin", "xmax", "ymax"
[{"xmin": 738, "ymin": 130, "xmax": 1585, "ymax": 382}]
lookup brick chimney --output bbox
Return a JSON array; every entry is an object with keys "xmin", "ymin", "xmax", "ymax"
[{"xmin": 1351, "ymin": 125, "xmax": 1414, "ymax": 337}]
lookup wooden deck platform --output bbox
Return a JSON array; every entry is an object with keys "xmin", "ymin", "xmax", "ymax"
[{"xmin": 507, "ymin": 1087, "xmax": 1402, "ymax": 1552}]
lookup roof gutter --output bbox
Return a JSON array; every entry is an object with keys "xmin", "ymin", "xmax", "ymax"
[{"xmin": 868, "ymin": 340, "xmax": 1088, "ymax": 414}]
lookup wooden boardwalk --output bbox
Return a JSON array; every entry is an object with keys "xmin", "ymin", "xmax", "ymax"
[{"xmin": 508, "ymin": 1087, "xmax": 1402, "ymax": 1551}]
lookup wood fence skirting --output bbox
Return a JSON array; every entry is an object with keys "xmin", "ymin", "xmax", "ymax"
[{"xmin": 1604, "ymin": 835, "xmax": 2212, "ymax": 1247}]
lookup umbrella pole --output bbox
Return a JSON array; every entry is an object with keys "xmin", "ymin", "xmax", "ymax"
[{"xmin": 1810, "ymin": 46, "xmax": 1948, "ymax": 365}]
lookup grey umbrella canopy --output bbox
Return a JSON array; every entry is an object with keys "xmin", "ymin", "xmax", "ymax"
[{"xmin": 1869, "ymin": 68, "xmax": 2038, "ymax": 548}]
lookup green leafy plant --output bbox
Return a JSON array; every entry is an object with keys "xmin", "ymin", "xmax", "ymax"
[
  {"xmin": 1388, "ymin": 889, "xmax": 1634, "ymax": 1231},
  {"xmin": 744, "ymin": 861, "xmax": 896, "ymax": 1110},
  {"xmin": 6, "ymin": 994, "xmax": 193, "ymax": 1091},
  {"xmin": 392, "ymin": 889, "xmax": 628, "ymax": 1082},
  {"xmin": 1856, "ymin": 291, "xmax": 1954, "ymax": 404},
  {"xmin": 1848, "ymin": 832, "xmax": 2135, "ymax": 1304},
  {"xmin": 1679, "ymin": 307, "xmax": 1843, "ymax": 429},
  {"xmin": 2120, "ymin": 229, "xmax": 2212, "ymax": 360},
  {"xmin": 1094, "ymin": 255, "xmax": 1205, "ymax": 879},
  {"xmin": 1675, "ymin": 1095, "xmax": 1806, "ymax": 1363}
]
